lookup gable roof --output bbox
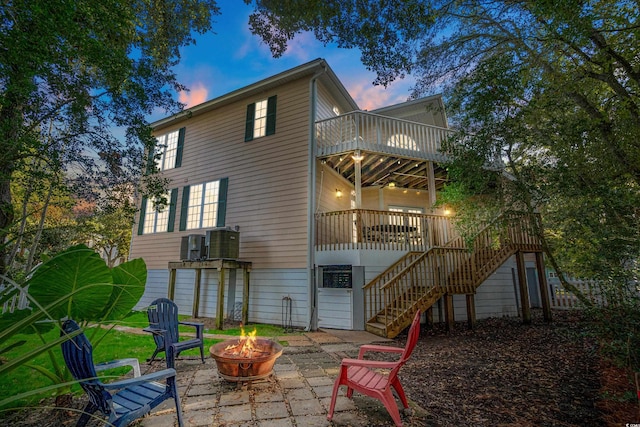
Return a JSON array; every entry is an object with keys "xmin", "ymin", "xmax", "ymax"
[{"xmin": 151, "ymin": 58, "xmax": 359, "ymax": 131}]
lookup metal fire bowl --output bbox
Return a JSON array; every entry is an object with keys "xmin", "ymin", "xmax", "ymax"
[{"xmin": 210, "ymin": 338, "xmax": 283, "ymax": 382}]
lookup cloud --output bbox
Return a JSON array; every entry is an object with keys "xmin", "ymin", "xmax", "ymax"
[
  {"xmin": 346, "ymin": 78, "xmax": 412, "ymax": 111},
  {"xmin": 281, "ymin": 32, "xmax": 321, "ymax": 62},
  {"xmin": 178, "ymin": 82, "xmax": 209, "ymax": 108}
]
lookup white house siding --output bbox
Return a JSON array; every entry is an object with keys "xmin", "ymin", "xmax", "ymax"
[
  {"xmin": 134, "ymin": 267, "xmax": 309, "ymax": 328},
  {"xmin": 431, "ymin": 256, "xmax": 520, "ymax": 322}
]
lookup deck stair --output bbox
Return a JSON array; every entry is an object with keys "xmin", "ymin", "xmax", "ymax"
[{"xmin": 364, "ymin": 213, "xmax": 543, "ymax": 338}]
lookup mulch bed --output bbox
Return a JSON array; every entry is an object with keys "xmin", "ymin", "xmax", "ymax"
[{"xmin": 390, "ymin": 309, "xmax": 639, "ymax": 426}]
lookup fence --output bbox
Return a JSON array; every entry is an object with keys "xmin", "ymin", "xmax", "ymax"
[{"xmin": 548, "ymin": 278, "xmax": 632, "ymax": 309}]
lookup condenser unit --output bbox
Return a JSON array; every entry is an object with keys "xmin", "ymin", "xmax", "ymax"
[
  {"xmin": 180, "ymin": 234, "xmax": 206, "ymax": 261},
  {"xmin": 206, "ymin": 228, "xmax": 240, "ymax": 259}
]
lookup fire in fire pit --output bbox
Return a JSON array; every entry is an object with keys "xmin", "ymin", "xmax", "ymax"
[{"xmin": 210, "ymin": 327, "xmax": 283, "ymax": 382}]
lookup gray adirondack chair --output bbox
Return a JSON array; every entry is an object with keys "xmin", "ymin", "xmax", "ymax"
[
  {"xmin": 60, "ymin": 319, "xmax": 184, "ymax": 427},
  {"xmin": 145, "ymin": 297, "xmax": 205, "ymax": 368}
]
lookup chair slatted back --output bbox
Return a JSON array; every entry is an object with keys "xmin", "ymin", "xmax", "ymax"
[
  {"xmin": 389, "ymin": 310, "xmax": 421, "ymax": 379},
  {"xmin": 61, "ymin": 320, "xmax": 112, "ymax": 415},
  {"xmin": 147, "ymin": 298, "xmax": 180, "ymax": 350}
]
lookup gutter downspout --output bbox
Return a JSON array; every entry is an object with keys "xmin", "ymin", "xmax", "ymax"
[{"xmin": 306, "ymin": 62, "xmax": 327, "ymax": 331}]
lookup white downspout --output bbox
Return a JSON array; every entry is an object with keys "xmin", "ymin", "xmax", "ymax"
[{"xmin": 306, "ymin": 62, "xmax": 327, "ymax": 331}]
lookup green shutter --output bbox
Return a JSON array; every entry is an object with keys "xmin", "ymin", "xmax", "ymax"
[
  {"xmin": 244, "ymin": 103, "xmax": 255, "ymax": 142},
  {"xmin": 266, "ymin": 95, "xmax": 277, "ymax": 136},
  {"xmin": 167, "ymin": 188, "xmax": 178, "ymax": 232},
  {"xmin": 137, "ymin": 197, "xmax": 147, "ymax": 235},
  {"xmin": 216, "ymin": 178, "xmax": 228, "ymax": 227},
  {"xmin": 179, "ymin": 186, "xmax": 190, "ymax": 231},
  {"xmin": 175, "ymin": 127, "xmax": 185, "ymax": 168}
]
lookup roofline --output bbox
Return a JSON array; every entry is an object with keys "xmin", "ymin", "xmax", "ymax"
[
  {"xmin": 370, "ymin": 93, "xmax": 444, "ymax": 114},
  {"xmin": 151, "ymin": 58, "xmax": 358, "ymax": 130}
]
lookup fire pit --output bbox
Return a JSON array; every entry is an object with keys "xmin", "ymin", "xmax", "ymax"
[{"xmin": 210, "ymin": 331, "xmax": 283, "ymax": 382}]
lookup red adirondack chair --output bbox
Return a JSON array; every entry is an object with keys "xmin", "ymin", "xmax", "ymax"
[{"xmin": 327, "ymin": 310, "xmax": 421, "ymax": 427}]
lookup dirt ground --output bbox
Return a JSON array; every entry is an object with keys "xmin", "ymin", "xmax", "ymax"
[{"xmin": 2, "ymin": 310, "xmax": 638, "ymax": 426}]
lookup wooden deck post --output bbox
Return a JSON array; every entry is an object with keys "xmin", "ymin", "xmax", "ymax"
[
  {"xmin": 535, "ymin": 252, "xmax": 552, "ymax": 322},
  {"xmin": 168, "ymin": 268, "xmax": 177, "ymax": 300},
  {"xmin": 466, "ymin": 294, "xmax": 476, "ymax": 329},
  {"xmin": 444, "ymin": 294, "xmax": 454, "ymax": 331},
  {"xmin": 516, "ymin": 252, "xmax": 531, "ymax": 324},
  {"xmin": 242, "ymin": 268, "xmax": 250, "ymax": 325},
  {"xmin": 425, "ymin": 306, "xmax": 433, "ymax": 327},
  {"xmin": 192, "ymin": 268, "xmax": 202, "ymax": 318},
  {"xmin": 216, "ymin": 267, "xmax": 225, "ymax": 330}
]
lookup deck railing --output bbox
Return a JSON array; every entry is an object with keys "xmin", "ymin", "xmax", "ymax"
[
  {"xmin": 315, "ymin": 111, "xmax": 453, "ymax": 161},
  {"xmin": 315, "ymin": 209, "xmax": 459, "ymax": 251}
]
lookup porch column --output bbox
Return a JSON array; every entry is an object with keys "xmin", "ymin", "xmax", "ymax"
[
  {"xmin": 354, "ymin": 151, "xmax": 362, "ymax": 208},
  {"xmin": 535, "ymin": 252, "xmax": 552, "ymax": 322},
  {"xmin": 427, "ymin": 161, "xmax": 437, "ymax": 207},
  {"xmin": 516, "ymin": 252, "xmax": 532, "ymax": 324}
]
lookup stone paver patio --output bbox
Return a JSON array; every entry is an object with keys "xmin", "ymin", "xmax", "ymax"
[{"xmin": 139, "ymin": 329, "xmax": 429, "ymax": 427}]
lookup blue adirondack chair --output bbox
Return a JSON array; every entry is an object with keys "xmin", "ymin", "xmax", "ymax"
[
  {"xmin": 145, "ymin": 297, "xmax": 205, "ymax": 368},
  {"xmin": 60, "ymin": 319, "xmax": 184, "ymax": 427}
]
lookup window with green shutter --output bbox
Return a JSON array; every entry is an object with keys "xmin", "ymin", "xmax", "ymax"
[
  {"xmin": 179, "ymin": 178, "xmax": 229, "ymax": 231},
  {"xmin": 138, "ymin": 190, "xmax": 177, "ymax": 234},
  {"xmin": 150, "ymin": 127, "xmax": 185, "ymax": 171},
  {"xmin": 244, "ymin": 95, "xmax": 276, "ymax": 141}
]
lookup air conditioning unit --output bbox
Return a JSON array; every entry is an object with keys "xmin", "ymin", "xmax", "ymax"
[
  {"xmin": 206, "ymin": 228, "xmax": 240, "ymax": 259},
  {"xmin": 180, "ymin": 234, "xmax": 206, "ymax": 261}
]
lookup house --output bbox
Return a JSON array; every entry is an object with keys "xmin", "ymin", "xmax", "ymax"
[{"xmin": 129, "ymin": 59, "xmax": 549, "ymax": 338}]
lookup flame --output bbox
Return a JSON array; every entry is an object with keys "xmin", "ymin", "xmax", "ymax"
[{"xmin": 224, "ymin": 326, "xmax": 259, "ymax": 357}]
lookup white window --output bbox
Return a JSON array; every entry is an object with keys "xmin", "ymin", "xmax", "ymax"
[
  {"xmin": 143, "ymin": 194, "xmax": 171, "ymax": 234},
  {"xmin": 253, "ymin": 99, "xmax": 268, "ymax": 138},
  {"xmin": 155, "ymin": 129, "xmax": 180, "ymax": 170},
  {"xmin": 245, "ymin": 96, "xmax": 277, "ymax": 141},
  {"xmin": 186, "ymin": 180, "xmax": 220, "ymax": 230},
  {"xmin": 387, "ymin": 133, "xmax": 418, "ymax": 151}
]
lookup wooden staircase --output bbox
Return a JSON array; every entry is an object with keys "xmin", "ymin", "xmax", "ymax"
[{"xmin": 364, "ymin": 213, "xmax": 543, "ymax": 338}]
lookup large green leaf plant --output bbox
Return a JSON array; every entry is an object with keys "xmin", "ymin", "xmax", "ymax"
[{"xmin": 0, "ymin": 244, "xmax": 146, "ymax": 406}]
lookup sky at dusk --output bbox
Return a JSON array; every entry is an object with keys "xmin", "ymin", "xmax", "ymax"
[{"xmin": 155, "ymin": 0, "xmax": 417, "ymax": 121}]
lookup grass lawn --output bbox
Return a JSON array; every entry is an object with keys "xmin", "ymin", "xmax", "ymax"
[
  {"xmin": 0, "ymin": 311, "xmax": 295, "ymax": 410},
  {"xmin": 117, "ymin": 310, "xmax": 296, "ymax": 338}
]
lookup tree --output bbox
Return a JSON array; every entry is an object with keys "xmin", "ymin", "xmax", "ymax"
[
  {"xmin": 246, "ymin": 0, "xmax": 640, "ymax": 285},
  {"xmin": 0, "ymin": 0, "xmax": 221, "ymax": 275}
]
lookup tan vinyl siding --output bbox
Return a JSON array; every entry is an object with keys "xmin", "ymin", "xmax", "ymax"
[
  {"xmin": 130, "ymin": 77, "xmax": 312, "ymax": 270},
  {"xmin": 316, "ymin": 161, "xmax": 353, "ymax": 212},
  {"xmin": 316, "ymin": 83, "xmax": 341, "ymax": 120}
]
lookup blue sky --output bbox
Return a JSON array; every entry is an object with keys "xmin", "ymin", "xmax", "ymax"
[{"xmin": 156, "ymin": 0, "xmax": 417, "ymax": 121}]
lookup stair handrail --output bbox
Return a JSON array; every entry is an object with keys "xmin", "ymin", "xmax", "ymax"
[{"xmin": 364, "ymin": 211, "xmax": 543, "ymax": 337}]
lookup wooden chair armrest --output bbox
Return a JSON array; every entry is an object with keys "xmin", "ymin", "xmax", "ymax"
[
  {"xmin": 101, "ymin": 368, "xmax": 177, "ymax": 391},
  {"xmin": 94, "ymin": 358, "xmax": 141, "ymax": 377},
  {"xmin": 358, "ymin": 344, "xmax": 404, "ymax": 359},
  {"xmin": 341, "ymin": 358, "xmax": 399, "ymax": 369},
  {"xmin": 143, "ymin": 326, "xmax": 167, "ymax": 336}
]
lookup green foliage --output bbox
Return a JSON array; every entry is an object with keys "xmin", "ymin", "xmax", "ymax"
[
  {"xmin": 0, "ymin": 244, "xmax": 146, "ymax": 400},
  {"xmin": 0, "ymin": 0, "xmax": 221, "ymax": 273},
  {"xmin": 584, "ymin": 286, "xmax": 640, "ymax": 372}
]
